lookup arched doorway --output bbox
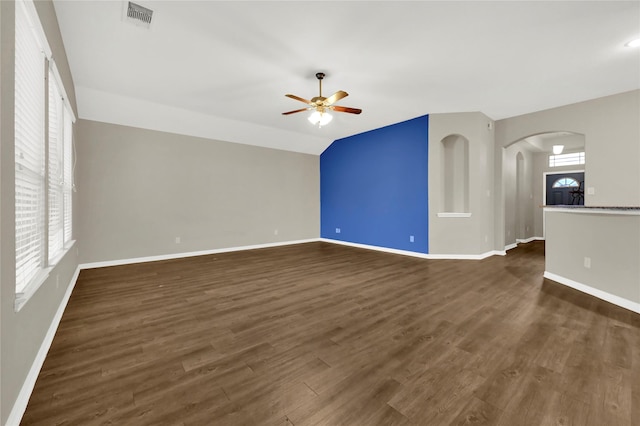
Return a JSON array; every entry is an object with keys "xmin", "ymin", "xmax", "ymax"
[{"xmin": 502, "ymin": 131, "xmax": 585, "ymax": 247}]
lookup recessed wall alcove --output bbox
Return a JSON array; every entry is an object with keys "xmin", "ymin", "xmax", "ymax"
[{"xmin": 440, "ymin": 134, "xmax": 470, "ymax": 215}]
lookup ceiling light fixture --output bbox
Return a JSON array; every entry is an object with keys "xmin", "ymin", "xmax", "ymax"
[
  {"xmin": 625, "ymin": 38, "xmax": 640, "ymax": 48},
  {"xmin": 283, "ymin": 72, "xmax": 361, "ymax": 127},
  {"xmin": 308, "ymin": 110, "xmax": 333, "ymax": 127},
  {"xmin": 553, "ymin": 145, "xmax": 564, "ymax": 155}
]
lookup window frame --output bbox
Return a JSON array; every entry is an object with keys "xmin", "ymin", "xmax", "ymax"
[
  {"xmin": 548, "ymin": 151, "xmax": 585, "ymax": 168},
  {"xmin": 14, "ymin": 0, "xmax": 77, "ymax": 311},
  {"xmin": 552, "ymin": 177, "xmax": 580, "ymax": 188}
]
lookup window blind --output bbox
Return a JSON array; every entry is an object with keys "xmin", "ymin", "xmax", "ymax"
[
  {"xmin": 63, "ymin": 107, "xmax": 73, "ymax": 244},
  {"xmin": 15, "ymin": 1, "xmax": 46, "ymax": 293},
  {"xmin": 48, "ymin": 69, "xmax": 64, "ymax": 262}
]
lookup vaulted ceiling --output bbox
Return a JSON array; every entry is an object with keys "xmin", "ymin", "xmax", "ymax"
[{"xmin": 53, "ymin": 1, "xmax": 640, "ymax": 154}]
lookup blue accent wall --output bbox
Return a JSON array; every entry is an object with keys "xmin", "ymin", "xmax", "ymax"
[{"xmin": 320, "ymin": 115, "xmax": 429, "ymax": 253}]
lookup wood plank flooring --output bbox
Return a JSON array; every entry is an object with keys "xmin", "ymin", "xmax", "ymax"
[{"xmin": 21, "ymin": 241, "xmax": 640, "ymax": 425}]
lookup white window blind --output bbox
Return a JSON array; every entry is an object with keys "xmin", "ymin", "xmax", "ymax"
[
  {"xmin": 63, "ymin": 107, "xmax": 73, "ymax": 244},
  {"xmin": 48, "ymin": 69, "xmax": 64, "ymax": 262},
  {"xmin": 15, "ymin": 0, "xmax": 46, "ymax": 293}
]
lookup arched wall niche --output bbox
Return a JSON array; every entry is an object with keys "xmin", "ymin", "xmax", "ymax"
[{"xmin": 440, "ymin": 134, "xmax": 469, "ymax": 213}]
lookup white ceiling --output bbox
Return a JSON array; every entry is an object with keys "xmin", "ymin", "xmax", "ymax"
[
  {"xmin": 53, "ymin": 1, "xmax": 640, "ymax": 154},
  {"xmin": 518, "ymin": 131, "xmax": 585, "ymax": 153}
]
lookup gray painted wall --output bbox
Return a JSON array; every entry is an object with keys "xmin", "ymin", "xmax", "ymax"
[
  {"xmin": 503, "ymin": 144, "xmax": 535, "ymax": 247},
  {"xmin": 494, "ymin": 89, "xmax": 640, "ymax": 251},
  {"xmin": 546, "ymin": 211, "xmax": 640, "ymax": 304},
  {"xmin": 1, "ymin": 1, "xmax": 79, "ymax": 423},
  {"xmin": 76, "ymin": 120, "xmax": 320, "ymax": 264},
  {"xmin": 429, "ymin": 112, "xmax": 495, "ymax": 255}
]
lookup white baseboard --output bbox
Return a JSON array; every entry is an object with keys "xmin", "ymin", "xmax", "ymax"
[
  {"xmin": 320, "ymin": 238, "xmax": 431, "ymax": 259},
  {"xmin": 6, "ymin": 266, "xmax": 82, "ymax": 426},
  {"xmin": 79, "ymin": 238, "xmax": 320, "ymax": 270},
  {"xmin": 320, "ymin": 238, "xmax": 502, "ymax": 260},
  {"xmin": 516, "ymin": 236, "xmax": 544, "ymax": 244},
  {"xmin": 425, "ymin": 250, "xmax": 504, "ymax": 260},
  {"xmin": 544, "ymin": 271, "xmax": 640, "ymax": 314},
  {"xmin": 505, "ymin": 243, "xmax": 518, "ymax": 251}
]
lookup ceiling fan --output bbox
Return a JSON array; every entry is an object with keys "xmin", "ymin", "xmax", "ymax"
[{"xmin": 282, "ymin": 72, "xmax": 362, "ymax": 126}]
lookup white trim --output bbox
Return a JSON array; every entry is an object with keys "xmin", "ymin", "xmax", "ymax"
[
  {"xmin": 320, "ymin": 238, "xmax": 432, "ymax": 259},
  {"xmin": 49, "ymin": 60, "xmax": 76, "ymax": 122},
  {"xmin": 427, "ymin": 250, "xmax": 505, "ymax": 260},
  {"xmin": 79, "ymin": 239, "xmax": 320, "ymax": 269},
  {"xmin": 19, "ymin": 0, "xmax": 52, "ymax": 58},
  {"xmin": 505, "ymin": 243, "xmax": 518, "ymax": 251},
  {"xmin": 320, "ymin": 238, "xmax": 502, "ymax": 260},
  {"xmin": 437, "ymin": 212, "xmax": 472, "ymax": 218},
  {"xmin": 6, "ymin": 265, "xmax": 82, "ymax": 426},
  {"xmin": 14, "ymin": 267, "xmax": 52, "ymax": 311},
  {"xmin": 516, "ymin": 236, "xmax": 544, "ymax": 244},
  {"xmin": 543, "ymin": 271, "xmax": 640, "ymax": 314},
  {"xmin": 15, "ymin": 242, "xmax": 77, "ymax": 312}
]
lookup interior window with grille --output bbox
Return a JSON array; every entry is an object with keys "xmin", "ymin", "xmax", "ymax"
[{"xmin": 549, "ymin": 152, "xmax": 585, "ymax": 167}]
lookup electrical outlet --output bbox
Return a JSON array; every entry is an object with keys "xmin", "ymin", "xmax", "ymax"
[
  {"xmin": 584, "ymin": 257, "xmax": 591, "ymax": 269},
  {"xmin": 587, "ymin": 187, "xmax": 595, "ymax": 195},
  {"xmin": 175, "ymin": 237, "xmax": 181, "ymax": 244},
  {"xmin": 409, "ymin": 235, "xmax": 414, "ymax": 243},
  {"xmin": 335, "ymin": 228, "xmax": 341, "ymax": 234},
  {"xmin": 274, "ymin": 229, "xmax": 279, "ymax": 236}
]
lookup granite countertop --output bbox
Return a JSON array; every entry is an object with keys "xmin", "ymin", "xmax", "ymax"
[
  {"xmin": 543, "ymin": 205, "xmax": 640, "ymax": 210},
  {"xmin": 543, "ymin": 206, "xmax": 640, "ymax": 215}
]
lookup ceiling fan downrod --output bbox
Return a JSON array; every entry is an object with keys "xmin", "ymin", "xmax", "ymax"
[{"xmin": 316, "ymin": 72, "xmax": 325, "ymax": 98}]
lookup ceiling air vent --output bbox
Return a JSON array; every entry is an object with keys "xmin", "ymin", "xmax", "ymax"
[{"xmin": 125, "ymin": 2, "xmax": 153, "ymax": 29}]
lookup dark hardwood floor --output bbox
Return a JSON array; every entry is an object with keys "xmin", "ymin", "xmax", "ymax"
[{"xmin": 21, "ymin": 241, "xmax": 639, "ymax": 425}]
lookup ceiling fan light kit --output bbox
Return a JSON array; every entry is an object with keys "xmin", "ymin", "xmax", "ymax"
[
  {"xmin": 308, "ymin": 110, "xmax": 333, "ymax": 126},
  {"xmin": 283, "ymin": 72, "xmax": 362, "ymax": 127}
]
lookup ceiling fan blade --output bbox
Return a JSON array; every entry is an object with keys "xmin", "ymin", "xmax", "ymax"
[
  {"xmin": 285, "ymin": 94, "xmax": 313, "ymax": 105},
  {"xmin": 324, "ymin": 90, "xmax": 348, "ymax": 106},
  {"xmin": 282, "ymin": 107, "xmax": 310, "ymax": 115},
  {"xmin": 331, "ymin": 105, "xmax": 362, "ymax": 114}
]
